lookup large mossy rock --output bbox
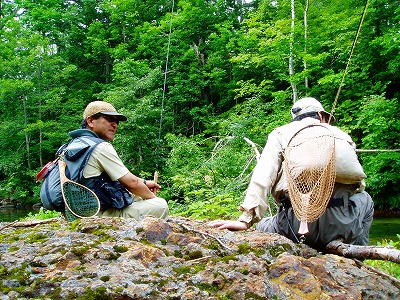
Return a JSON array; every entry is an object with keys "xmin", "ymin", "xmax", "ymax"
[{"xmin": 0, "ymin": 216, "xmax": 399, "ymax": 299}]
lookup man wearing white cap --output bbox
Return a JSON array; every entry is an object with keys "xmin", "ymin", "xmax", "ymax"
[
  {"xmin": 72, "ymin": 100, "xmax": 168, "ymax": 219},
  {"xmin": 210, "ymin": 97, "xmax": 374, "ymax": 250}
]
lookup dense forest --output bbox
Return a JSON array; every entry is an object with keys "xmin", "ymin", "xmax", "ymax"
[{"xmin": 0, "ymin": 0, "xmax": 399, "ymax": 219}]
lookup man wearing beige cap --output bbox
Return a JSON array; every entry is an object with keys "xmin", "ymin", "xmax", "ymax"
[
  {"xmin": 210, "ymin": 97, "xmax": 374, "ymax": 251},
  {"xmin": 67, "ymin": 100, "xmax": 168, "ymax": 219}
]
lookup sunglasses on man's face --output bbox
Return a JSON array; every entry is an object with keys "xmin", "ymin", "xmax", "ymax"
[{"xmin": 100, "ymin": 114, "xmax": 119, "ymax": 125}]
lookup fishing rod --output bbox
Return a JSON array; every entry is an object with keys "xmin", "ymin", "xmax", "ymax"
[
  {"xmin": 328, "ymin": 0, "xmax": 370, "ymax": 124},
  {"xmin": 325, "ymin": 0, "xmax": 398, "ymax": 154},
  {"xmin": 154, "ymin": 0, "xmax": 175, "ymax": 194}
]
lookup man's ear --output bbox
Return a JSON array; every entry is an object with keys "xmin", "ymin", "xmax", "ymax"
[
  {"xmin": 318, "ymin": 112, "xmax": 326, "ymax": 123},
  {"xmin": 86, "ymin": 116, "xmax": 95, "ymax": 128}
]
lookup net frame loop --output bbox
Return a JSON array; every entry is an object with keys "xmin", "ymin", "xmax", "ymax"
[{"xmin": 283, "ymin": 124, "xmax": 336, "ymax": 235}]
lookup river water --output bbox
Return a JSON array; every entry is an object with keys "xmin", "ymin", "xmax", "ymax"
[
  {"xmin": 0, "ymin": 208, "xmax": 398, "ymax": 245},
  {"xmin": 0, "ymin": 207, "xmax": 38, "ymax": 222}
]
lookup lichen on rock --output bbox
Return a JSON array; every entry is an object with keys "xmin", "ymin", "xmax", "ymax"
[{"xmin": 0, "ymin": 216, "xmax": 399, "ymax": 299}]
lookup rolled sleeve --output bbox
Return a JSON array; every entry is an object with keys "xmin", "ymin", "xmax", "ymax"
[
  {"xmin": 240, "ymin": 129, "xmax": 283, "ymax": 222},
  {"xmin": 84, "ymin": 142, "xmax": 129, "ymax": 181},
  {"xmin": 238, "ymin": 210, "xmax": 254, "ymax": 227}
]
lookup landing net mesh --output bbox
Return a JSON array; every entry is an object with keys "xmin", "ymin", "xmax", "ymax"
[
  {"xmin": 283, "ymin": 125, "xmax": 336, "ymax": 234},
  {"xmin": 62, "ymin": 181, "xmax": 100, "ymax": 219}
]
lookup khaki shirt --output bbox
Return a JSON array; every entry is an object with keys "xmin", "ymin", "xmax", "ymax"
[
  {"xmin": 83, "ymin": 142, "xmax": 129, "ymax": 181},
  {"xmin": 238, "ymin": 118, "xmax": 366, "ymax": 225}
]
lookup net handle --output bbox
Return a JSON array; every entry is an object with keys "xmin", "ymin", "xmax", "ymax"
[{"xmin": 58, "ymin": 160, "xmax": 100, "ymax": 219}]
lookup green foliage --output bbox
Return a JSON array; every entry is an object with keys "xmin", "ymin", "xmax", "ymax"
[
  {"xmin": 22, "ymin": 208, "xmax": 61, "ymax": 221},
  {"xmin": 357, "ymin": 95, "xmax": 400, "ymax": 209},
  {"xmin": 113, "ymin": 245, "xmax": 129, "ymax": 253},
  {"xmin": 27, "ymin": 232, "xmax": 48, "ymax": 243},
  {"xmin": 79, "ymin": 286, "xmax": 112, "ymax": 300},
  {"xmin": 169, "ymin": 193, "xmax": 241, "ymax": 220},
  {"xmin": 365, "ymin": 235, "xmax": 400, "ymax": 280},
  {"xmin": 95, "ymin": 59, "xmax": 162, "ymax": 172},
  {"xmin": 0, "ymin": 0, "xmax": 399, "ymax": 215},
  {"xmin": 164, "ymin": 132, "xmax": 259, "ymax": 219}
]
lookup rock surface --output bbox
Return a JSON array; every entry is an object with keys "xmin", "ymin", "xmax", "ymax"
[{"xmin": 0, "ymin": 216, "xmax": 399, "ymax": 299}]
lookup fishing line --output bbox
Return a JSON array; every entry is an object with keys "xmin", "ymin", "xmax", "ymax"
[
  {"xmin": 329, "ymin": 0, "xmax": 370, "ymax": 124},
  {"xmin": 327, "ymin": 0, "xmax": 397, "ymax": 154},
  {"xmin": 155, "ymin": 0, "xmax": 175, "ymax": 178},
  {"xmin": 356, "ymin": 149, "xmax": 400, "ymax": 153}
]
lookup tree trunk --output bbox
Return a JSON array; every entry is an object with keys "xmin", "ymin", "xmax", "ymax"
[
  {"xmin": 303, "ymin": 0, "xmax": 309, "ymax": 90},
  {"xmin": 22, "ymin": 95, "xmax": 31, "ymax": 169},
  {"xmin": 289, "ymin": 0, "xmax": 298, "ymax": 102}
]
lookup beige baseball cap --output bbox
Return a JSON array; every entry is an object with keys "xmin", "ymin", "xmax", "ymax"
[
  {"xmin": 291, "ymin": 97, "xmax": 335, "ymax": 122},
  {"xmin": 83, "ymin": 101, "xmax": 127, "ymax": 121}
]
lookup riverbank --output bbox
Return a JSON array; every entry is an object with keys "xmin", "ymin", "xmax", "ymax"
[
  {"xmin": 1, "ymin": 204, "xmax": 400, "ymax": 218},
  {"xmin": 374, "ymin": 209, "xmax": 400, "ymax": 217}
]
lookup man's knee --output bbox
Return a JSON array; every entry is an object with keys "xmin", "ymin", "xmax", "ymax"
[
  {"xmin": 117, "ymin": 197, "xmax": 169, "ymax": 219},
  {"xmin": 138, "ymin": 197, "xmax": 169, "ymax": 219},
  {"xmin": 256, "ymin": 216, "xmax": 277, "ymax": 232},
  {"xmin": 152, "ymin": 197, "xmax": 169, "ymax": 219},
  {"xmin": 358, "ymin": 191, "xmax": 374, "ymax": 222},
  {"xmin": 349, "ymin": 191, "xmax": 374, "ymax": 245},
  {"xmin": 349, "ymin": 191, "xmax": 374, "ymax": 219}
]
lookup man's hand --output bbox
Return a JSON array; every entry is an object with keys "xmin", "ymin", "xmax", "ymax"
[
  {"xmin": 145, "ymin": 180, "xmax": 160, "ymax": 195},
  {"xmin": 208, "ymin": 220, "xmax": 248, "ymax": 231}
]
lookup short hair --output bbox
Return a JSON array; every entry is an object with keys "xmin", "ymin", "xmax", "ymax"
[
  {"xmin": 291, "ymin": 111, "xmax": 320, "ymax": 122},
  {"xmin": 81, "ymin": 113, "xmax": 102, "ymax": 129}
]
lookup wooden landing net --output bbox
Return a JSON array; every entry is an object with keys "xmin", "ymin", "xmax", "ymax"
[{"xmin": 283, "ymin": 125, "xmax": 336, "ymax": 235}]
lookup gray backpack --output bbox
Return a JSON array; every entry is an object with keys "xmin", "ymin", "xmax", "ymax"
[{"xmin": 40, "ymin": 136, "xmax": 103, "ymax": 212}]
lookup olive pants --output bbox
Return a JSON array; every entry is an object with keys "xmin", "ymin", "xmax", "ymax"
[
  {"xmin": 98, "ymin": 196, "xmax": 169, "ymax": 220},
  {"xmin": 256, "ymin": 186, "xmax": 374, "ymax": 250}
]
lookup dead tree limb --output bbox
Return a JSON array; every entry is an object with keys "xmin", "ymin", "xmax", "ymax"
[
  {"xmin": 178, "ymin": 222, "xmax": 233, "ymax": 253},
  {"xmin": 243, "ymin": 137, "xmax": 260, "ymax": 161},
  {"xmin": 0, "ymin": 220, "xmax": 18, "ymax": 231},
  {"xmin": 0, "ymin": 218, "xmax": 59, "ymax": 231},
  {"xmin": 326, "ymin": 240, "xmax": 400, "ymax": 264}
]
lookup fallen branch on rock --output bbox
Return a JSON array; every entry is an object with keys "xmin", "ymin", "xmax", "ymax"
[
  {"xmin": 177, "ymin": 222, "xmax": 234, "ymax": 253},
  {"xmin": 185, "ymin": 255, "xmax": 214, "ymax": 265},
  {"xmin": 0, "ymin": 218, "xmax": 59, "ymax": 231},
  {"xmin": 326, "ymin": 239, "xmax": 400, "ymax": 264}
]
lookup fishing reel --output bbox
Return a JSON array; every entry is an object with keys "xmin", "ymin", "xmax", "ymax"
[{"xmin": 35, "ymin": 155, "xmax": 63, "ymax": 182}]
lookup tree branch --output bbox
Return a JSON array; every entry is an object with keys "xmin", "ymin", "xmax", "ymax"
[
  {"xmin": 352, "ymin": 259, "xmax": 400, "ymax": 289},
  {"xmin": 326, "ymin": 239, "xmax": 400, "ymax": 264},
  {"xmin": 0, "ymin": 218, "xmax": 59, "ymax": 231},
  {"xmin": 243, "ymin": 137, "xmax": 260, "ymax": 160},
  {"xmin": 178, "ymin": 222, "xmax": 233, "ymax": 253}
]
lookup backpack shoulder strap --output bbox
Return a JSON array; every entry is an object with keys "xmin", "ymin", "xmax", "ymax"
[{"xmin": 64, "ymin": 135, "xmax": 105, "ymax": 180}]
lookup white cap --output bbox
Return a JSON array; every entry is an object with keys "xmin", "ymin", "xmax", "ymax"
[{"xmin": 291, "ymin": 97, "xmax": 334, "ymax": 121}]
